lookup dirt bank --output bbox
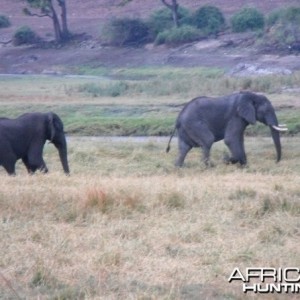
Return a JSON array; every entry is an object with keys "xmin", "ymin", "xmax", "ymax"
[{"xmin": 1, "ymin": 33, "xmax": 300, "ymax": 76}]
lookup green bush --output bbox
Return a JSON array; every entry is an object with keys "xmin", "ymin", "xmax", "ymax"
[
  {"xmin": 283, "ymin": 6, "xmax": 300, "ymax": 23},
  {"xmin": 0, "ymin": 15, "xmax": 10, "ymax": 28},
  {"xmin": 267, "ymin": 7, "xmax": 300, "ymax": 26},
  {"xmin": 13, "ymin": 26, "xmax": 37, "ymax": 45},
  {"xmin": 155, "ymin": 25, "xmax": 201, "ymax": 46},
  {"xmin": 192, "ymin": 5, "xmax": 225, "ymax": 36},
  {"xmin": 147, "ymin": 6, "xmax": 192, "ymax": 38},
  {"xmin": 101, "ymin": 18, "xmax": 149, "ymax": 46},
  {"xmin": 265, "ymin": 7, "xmax": 300, "ymax": 50},
  {"xmin": 267, "ymin": 9, "xmax": 282, "ymax": 27},
  {"xmin": 231, "ymin": 7, "xmax": 265, "ymax": 32}
]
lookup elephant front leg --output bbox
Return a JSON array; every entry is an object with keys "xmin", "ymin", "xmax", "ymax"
[
  {"xmin": 223, "ymin": 153, "xmax": 245, "ymax": 165},
  {"xmin": 22, "ymin": 156, "xmax": 32, "ymax": 173},
  {"xmin": 40, "ymin": 160, "xmax": 49, "ymax": 173},
  {"xmin": 26, "ymin": 147, "xmax": 48, "ymax": 173},
  {"xmin": 27, "ymin": 160, "xmax": 48, "ymax": 174},
  {"xmin": 22, "ymin": 156, "xmax": 46, "ymax": 174},
  {"xmin": 224, "ymin": 136, "xmax": 247, "ymax": 166}
]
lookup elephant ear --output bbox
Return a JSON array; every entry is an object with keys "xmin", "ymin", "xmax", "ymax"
[
  {"xmin": 47, "ymin": 112, "xmax": 55, "ymax": 141},
  {"xmin": 237, "ymin": 98, "xmax": 256, "ymax": 125}
]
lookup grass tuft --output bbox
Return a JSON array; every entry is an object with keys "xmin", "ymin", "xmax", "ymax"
[
  {"xmin": 163, "ymin": 191, "xmax": 185, "ymax": 209},
  {"xmin": 82, "ymin": 187, "xmax": 114, "ymax": 213},
  {"xmin": 228, "ymin": 187, "xmax": 257, "ymax": 200}
]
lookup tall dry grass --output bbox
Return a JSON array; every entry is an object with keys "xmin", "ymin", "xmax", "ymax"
[{"xmin": 0, "ymin": 137, "xmax": 299, "ymax": 299}]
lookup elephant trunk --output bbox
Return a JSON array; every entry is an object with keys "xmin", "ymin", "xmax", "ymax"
[
  {"xmin": 59, "ymin": 147, "xmax": 70, "ymax": 174},
  {"xmin": 55, "ymin": 138, "xmax": 70, "ymax": 174},
  {"xmin": 264, "ymin": 108, "xmax": 287, "ymax": 163},
  {"xmin": 270, "ymin": 126, "xmax": 281, "ymax": 162}
]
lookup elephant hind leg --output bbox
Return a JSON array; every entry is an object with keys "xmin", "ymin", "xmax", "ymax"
[
  {"xmin": 176, "ymin": 139, "xmax": 192, "ymax": 167},
  {"xmin": 184, "ymin": 123, "xmax": 215, "ymax": 166}
]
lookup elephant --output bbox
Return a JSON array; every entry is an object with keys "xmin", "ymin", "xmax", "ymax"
[
  {"xmin": 166, "ymin": 91, "xmax": 287, "ymax": 167},
  {"xmin": 0, "ymin": 112, "xmax": 70, "ymax": 175}
]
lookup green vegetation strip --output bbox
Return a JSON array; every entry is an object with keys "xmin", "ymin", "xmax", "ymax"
[{"xmin": 0, "ymin": 67, "xmax": 300, "ymax": 136}]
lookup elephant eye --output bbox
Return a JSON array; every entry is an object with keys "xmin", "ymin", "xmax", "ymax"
[{"xmin": 253, "ymin": 100, "xmax": 261, "ymax": 108}]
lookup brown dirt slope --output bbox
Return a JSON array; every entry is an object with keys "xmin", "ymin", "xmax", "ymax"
[{"xmin": 0, "ymin": 0, "xmax": 300, "ymax": 74}]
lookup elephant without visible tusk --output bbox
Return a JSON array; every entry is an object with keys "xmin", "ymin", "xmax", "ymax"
[{"xmin": 0, "ymin": 112, "xmax": 70, "ymax": 175}]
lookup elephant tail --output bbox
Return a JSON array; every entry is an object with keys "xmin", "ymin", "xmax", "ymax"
[{"xmin": 166, "ymin": 127, "xmax": 176, "ymax": 153}]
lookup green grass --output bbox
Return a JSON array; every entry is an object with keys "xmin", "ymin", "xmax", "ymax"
[
  {"xmin": 0, "ymin": 69, "xmax": 300, "ymax": 136},
  {"xmin": 66, "ymin": 113, "xmax": 175, "ymax": 136},
  {"xmin": 75, "ymin": 65, "xmax": 224, "ymax": 79}
]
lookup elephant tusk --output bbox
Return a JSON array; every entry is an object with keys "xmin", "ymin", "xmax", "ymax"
[
  {"xmin": 272, "ymin": 125, "xmax": 288, "ymax": 131},
  {"xmin": 278, "ymin": 124, "xmax": 287, "ymax": 128}
]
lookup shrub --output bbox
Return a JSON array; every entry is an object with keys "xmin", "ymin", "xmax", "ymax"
[
  {"xmin": 0, "ymin": 15, "xmax": 10, "ymax": 28},
  {"xmin": 83, "ymin": 188, "xmax": 114, "ymax": 214},
  {"xmin": 267, "ymin": 9, "xmax": 282, "ymax": 27},
  {"xmin": 267, "ymin": 7, "xmax": 300, "ymax": 26},
  {"xmin": 155, "ymin": 25, "xmax": 201, "ymax": 46},
  {"xmin": 192, "ymin": 5, "xmax": 225, "ymax": 36},
  {"xmin": 231, "ymin": 7, "xmax": 265, "ymax": 32},
  {"xmin": 265, "ymin": 7, "xmax": 300, "ymax": 50},
  {"xmin": 101, "ymin": 17, "xmax": 149, "ymax": 46},
  {"xmin": 283, "ymin": 6, "xmax": 300, "ymax": 23},
  {"xmin": 13, "ymin": 26, "xmax": 37, "ymax": 45},
  {"xmin": 147, "ymin": 6, "xmax": 192, "ymax": 38}
]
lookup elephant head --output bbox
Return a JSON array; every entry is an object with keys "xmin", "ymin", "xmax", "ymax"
[
  {"xmin": 237, "ymin": 92, "xmax": 287, "ymax": 162},
  {"xmin": 47, "ymin": 112, "xmax": 70, "ymax": 174}
]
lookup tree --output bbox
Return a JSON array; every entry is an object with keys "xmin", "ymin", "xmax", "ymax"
[
  {"xmin": 119, "ymin": 0, "xmax": 180, "ymax": 28},
  {"xmin": 160, "ymin": 0, "xmax": 179, "ymax": 28},
  {"xmin": 23, "ymin": 0, "xmax": 70, "ymax": 43}
]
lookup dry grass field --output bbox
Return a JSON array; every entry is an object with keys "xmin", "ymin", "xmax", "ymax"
[
  {"xmin": 1, "ymin": 136, "xmax": 300, "ymax": 299},
  {"xmin": 0, "ymin": 74, "xmax": 300, "ymax": 299},
  {"xmin": 1, "ymin": 0, "xmax": 300, "ymax": 297}
]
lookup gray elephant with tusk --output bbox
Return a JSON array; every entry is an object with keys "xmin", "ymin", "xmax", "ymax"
[
  {"xmin": 166, "ymin": 91, "xmax": 287, "ymax": 167},
  {"xmin": 0, "ymin": 112, "xmax": 70, "ymax": 175}
]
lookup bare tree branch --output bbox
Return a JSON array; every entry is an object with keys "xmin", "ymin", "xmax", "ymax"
[
  {"xmin": 160, "ymin": 0, "xmax": 173, "ymax": 9},
  {"xmin": 23, "ymin": 7, "xmax": 49, "ymax": 18},
  {"xmin": 160, "ymin": 0, "xmax": 179, "ymax": 28},
  {"xmin": 0, "ymin": 39, "xmax": 12, "ymax": 45},
  {"xmin": 119, "ymin": 0, "xmax": 131, "ymax": 5}
]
